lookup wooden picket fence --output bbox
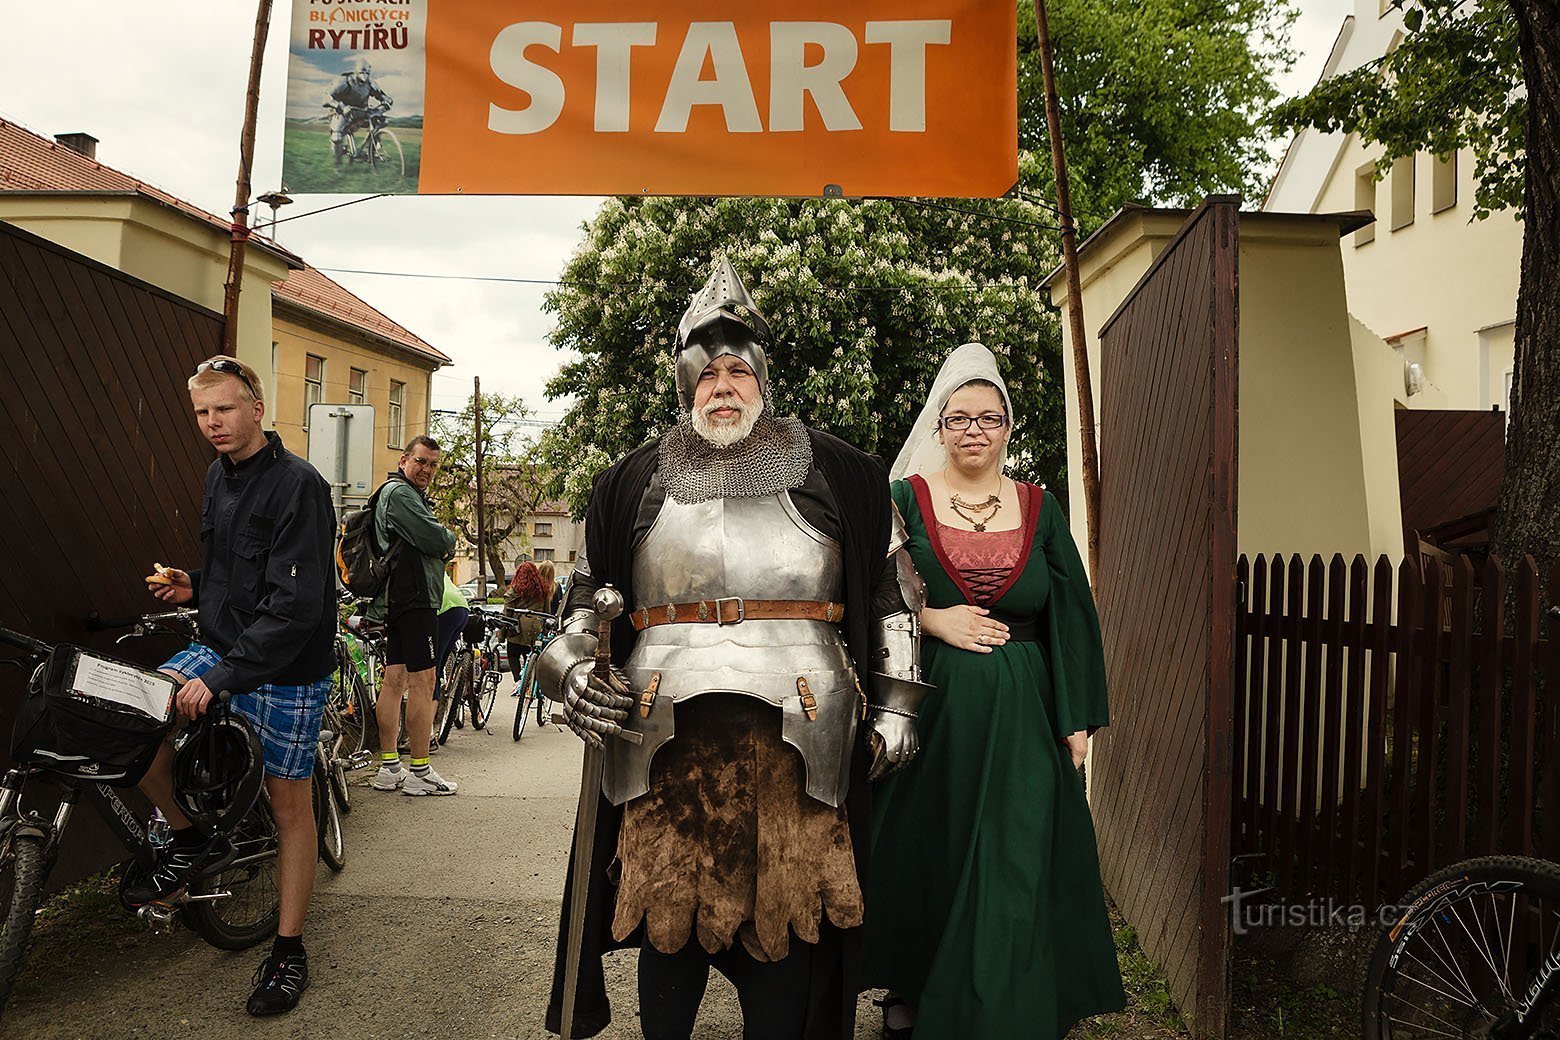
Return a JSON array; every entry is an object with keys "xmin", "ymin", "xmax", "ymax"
[{"xmin": 1231, "ymin": 552, "xmax": 1560, "ymax": 911}]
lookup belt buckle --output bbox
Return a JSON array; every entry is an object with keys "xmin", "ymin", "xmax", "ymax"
[{"xmin": 714, "ymin": 596, "xmax": 746, "ymax": 625}]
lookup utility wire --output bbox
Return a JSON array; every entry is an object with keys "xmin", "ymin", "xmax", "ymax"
[{"xmin": 319, "ymin": 266, "xmax": 1041, "ymax": 296}]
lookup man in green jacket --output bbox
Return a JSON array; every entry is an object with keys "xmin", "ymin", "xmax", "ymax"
[{"xmin": 370, "ymin": 435, "xmax": 460, "ymax": 796}]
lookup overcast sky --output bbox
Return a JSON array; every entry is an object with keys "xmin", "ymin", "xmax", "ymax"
[{"xmin": 0, "ymin": 1, "xmax": 1352, "ymax": 421}]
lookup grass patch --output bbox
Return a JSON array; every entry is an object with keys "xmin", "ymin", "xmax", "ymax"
[
  {"xmin": 1231, "ymin": 965, "xmax": 1352, "ymax": 1040},
  {"xmin": 1069, "ymin": 902, "xmax": 1189, "ymax": 1039},
  {"xmin": 282, "ymin": 119, "xmax": 421, "ymax": 193},
  {"xmin": 9, "ymin": 866, "xmax": 152, "ymax": 1002}
]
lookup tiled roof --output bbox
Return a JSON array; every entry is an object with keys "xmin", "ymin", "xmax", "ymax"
[
  {"xmin": 275, "ymin": 265, "xmax": 449, "ymax": 364},
  {"xmin": 0, "ymin": 116, "xmax": 446, "ymax": 365}
]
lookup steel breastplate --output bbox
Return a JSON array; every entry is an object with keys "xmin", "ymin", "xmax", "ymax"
[{"xmin": 607, "ymin": 491, "xmax": 859, "ymax": 808}]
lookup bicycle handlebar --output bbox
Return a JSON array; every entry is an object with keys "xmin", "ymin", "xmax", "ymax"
[
  {"xmin": 0, "ymin": 626, "xmax": 48, "ymax": 657},
  {"xmin": 85, "ymin": 609, "xmax": 196, "ymax": 633}
]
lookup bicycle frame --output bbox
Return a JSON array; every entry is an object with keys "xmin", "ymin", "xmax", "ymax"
[{"xmin": 1, "ymin": 767, "xmax": 149, "ymax": 869}]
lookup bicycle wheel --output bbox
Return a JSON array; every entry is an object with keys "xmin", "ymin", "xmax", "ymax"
[
  {"xmin": 313, "ymin": 754, "xmax": 345, "ymax": 873},
  {"xmin": 439, "ymin": 651, "xmax": 471, "ymax": 746},
  {"xmin": 321, "ymin": 701, "xmax": 353, "ymax": 815},
  {"xmin": 332, "ymin": 671, "xmax": 371, "ymax": 761},
  {"xmin": 1362, "ymin": 855, "xmax": 1560, "ymax": 1039},
  {"xmin": 470, "ymin": 667, "xmax": 497, "ymax": 732},
  {"xmin": 537, "ymin": 683, "xmax": 551, "ymax": 728},
  {"xmin": 513, "ymin": 656, "xmax": 534, "ymax": 741},
  {"xmin": 0, "ymin": 833, "xmax": 48, "ymax": 1015},
  {"xmin": 374, "ymin": 128, "xmax": 406, "ymax": 178},
  {"xmin": 184, "ymin": 796, "xmax": 280, "ymax": 951}
]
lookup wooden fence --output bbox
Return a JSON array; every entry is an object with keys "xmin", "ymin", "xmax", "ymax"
[{"xmin": 1232, "ymin": 552, "xmax": 1560, "ymax": 911}]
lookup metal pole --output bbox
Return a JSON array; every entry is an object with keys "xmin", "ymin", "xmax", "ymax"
[
  {"xmin": 1033, "ymin": 0, "xmax": 1102, "ymax": 588},
  {"xmin": 221, "ymin": 0, "xmax": 274, "ymax": 356},
  {"xmin": 332, "ymin": 408, "xmax": 351, "ymax": 524},
  {"xmin": 474, "ymin": 377, "xmax": 488, "ymax": 599}
]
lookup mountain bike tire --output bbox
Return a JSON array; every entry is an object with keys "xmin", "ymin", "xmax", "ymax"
[
  {"xmin": 439, "ymin": 651, "xmax": 471, "ymax": 746},
  {"xmin": 1362, "ymin": 855, "xmax": 1560, "ymax": 1039},
  {"xmin": 537, "ymin": 685, "xmax": 551, "ymax": 728},
  {"xmin": 513, "ymin": 656, "xmax": 535, "ymax": 741},
  {"xmin": 470, "ymin": 670, "xmax": 498, "ymax": 732},
  {"xmin": 0, "ymin": 833, "xmax": 47, "ymax": 1015},
  {"xmin": 313, "ymin": 758, "xmax": 345, "ymax": 873},
  {"xmin": 184, "ymin": 798, "xmax": 280, "ymax": 951}
]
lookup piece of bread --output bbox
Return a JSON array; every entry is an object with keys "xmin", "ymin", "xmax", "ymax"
[{"xmin": 146, "ymin": 562, "xmax": 175, "ymax": 586}]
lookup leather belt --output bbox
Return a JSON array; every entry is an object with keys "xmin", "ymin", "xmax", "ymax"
[{"xmin": 630, "ymin": 597, "xmax": 846, "ymax": 631}]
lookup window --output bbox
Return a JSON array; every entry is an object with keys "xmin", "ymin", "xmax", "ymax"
[
  {"xmin": 1390, "ymin": 154, "xmax": 1415, "ymax": 231},
  {"xmin": 534, "ymin": 521, "xmax": 553, "ymax": 537},
  {"xmin": 568, "ymin": 550, "xmax": 577, "ymax": 562},
  {"xmin": 534, "ymin": 547, "xmax": 555, "ymax": 562},
  {"xmin": 388, "ymin": 380, "xmax": 405, "ymax": 448},
  {"xmin": 1432, "ymin": 152, "xmax": 1457, "ymax": 214},
  {"xmin": 303, "ymin": 354, "xmax": 325, "ymax": 429},
  {"xmin": 349, "ymin": 367, "xmax": 366, "ymax": 404},
  {"xmin": 1354, "ymin": 164, "xmax": 1376, "ymax": 246}
]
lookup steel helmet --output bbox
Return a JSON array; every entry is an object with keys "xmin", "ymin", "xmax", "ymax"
[{"xmin": 172, "ymin": 705, "xmax": 264, "ymax": 834}]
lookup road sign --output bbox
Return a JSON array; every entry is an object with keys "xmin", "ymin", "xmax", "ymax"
[{"xmin": 307, "ymin": 403, "xmax": 377, "ymax": 519}]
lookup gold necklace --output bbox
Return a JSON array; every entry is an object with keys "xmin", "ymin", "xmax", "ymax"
[{"xmin": 949, "ymin": 490, "xmax": 1002, "ymax": 532}]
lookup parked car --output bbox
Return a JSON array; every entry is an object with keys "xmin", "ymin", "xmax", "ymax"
[{"xmin": 457, "ymin": 575, "xmax": 506, "ymax": 602}]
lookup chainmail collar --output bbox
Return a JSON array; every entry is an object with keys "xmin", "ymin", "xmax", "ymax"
[{"xmin": 658, "ymin": 411, "xmax": 812, "ymax": 504}]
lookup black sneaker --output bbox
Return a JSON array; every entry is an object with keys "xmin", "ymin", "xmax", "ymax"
[
  {"xmin": 247, "ymin": 951, "xmax": 309, "ymax": 1015},
  {"xmin": 120, "ymin": 834, "xmax": 235, "ymax": 907}
]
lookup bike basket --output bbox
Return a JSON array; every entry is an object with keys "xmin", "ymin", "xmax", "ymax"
[
  {"xmin": 9, "ymin": 645, "xmax": 177, "ymax": 786},
  {"xmin": 463, "ymin": 612, "xmax": 488, "ymax": 648}
]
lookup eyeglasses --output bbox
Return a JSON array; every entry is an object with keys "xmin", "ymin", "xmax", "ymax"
[
  {"xmin": 195, "ymin": 358, "xmax": 260, "ymax": 400},
  {"xmin": 938, "ymin": 413, "xmax": 1010, "ymax": 431}
]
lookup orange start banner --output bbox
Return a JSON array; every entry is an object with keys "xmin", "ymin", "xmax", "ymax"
[{"xmin": 282, "ymin": 0, "xmax": 1017, "ymax": 198}]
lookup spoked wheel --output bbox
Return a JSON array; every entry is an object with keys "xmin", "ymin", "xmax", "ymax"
[
  {"xmin": 313, "ymin": 754, "xmax": 345, "ymax": 873},
  {"xmin": 1362, "ymin": 856, "xmax": 1560, "ymax": 1039},
  {"xmin": 470, "ymin": 669, "xmax": 498, "ymax": 732},
  {"xmin": 439, "ymin": 651, "xmax": 471, "ymax": 746},
  {"xmin": 183, "ymin": 796, "xmax": 280, "ymax": 951},
  {"xmin": 371, "ymin": 129, "xmax": 405, "ymax": 178},
  {"xmin": 513, "ymin": 657, "xmax": 534, "ymax": 742},
  {"xmin": 0, "ymin": 832, "xmax": 48, "ymax": 1015}
]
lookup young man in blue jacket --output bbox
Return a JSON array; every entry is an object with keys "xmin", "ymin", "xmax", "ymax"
[{"xmin": 141, "ymin": 355, "xmax": 336, "ymax": 1015}]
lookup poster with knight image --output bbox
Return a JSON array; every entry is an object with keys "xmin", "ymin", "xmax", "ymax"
[
  {"xmin": 282, "ymin": 0, "xmax": 428, "ymax": 194},
  {"xmin": 280, "ymin": 0, "xmax": 1017, "ymax": 198}
]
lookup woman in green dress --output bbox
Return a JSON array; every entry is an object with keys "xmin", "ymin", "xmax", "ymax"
[{"xmin": 864, "ymin": 343, "xmax": 1125, "ymax": 1038}]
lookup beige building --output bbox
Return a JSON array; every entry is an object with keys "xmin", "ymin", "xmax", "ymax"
[
  {"xmin": 1047, "ymin": 205, "xmax": 1406, "ymax": 566},
  {"xmin": 0, "ymin": 118, "xmax": 448, "ymax": 474},
  {"xmin": 453, "ymin": 498, "xmax": 585, "ymax": 586},
  {"xmin": 1264, "ymin": 0, "xmax": 1522, "ymax": 413}
]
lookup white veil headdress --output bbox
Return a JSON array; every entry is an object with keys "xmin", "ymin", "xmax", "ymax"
[{"xmin": 889, "ymin": 342, "xmax": 1014, "ymax": 482}]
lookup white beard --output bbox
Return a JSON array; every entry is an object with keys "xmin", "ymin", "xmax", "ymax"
[{"xmin": 691, "ymin": 397, "xmax": 763, "ymax": 447}]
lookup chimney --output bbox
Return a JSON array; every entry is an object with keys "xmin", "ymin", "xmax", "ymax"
[{"xmin": 55, "ymin": 133, "xmax": 98, "ymax": 160}]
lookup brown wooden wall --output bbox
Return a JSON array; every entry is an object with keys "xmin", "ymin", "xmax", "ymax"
[
  {"xmin": 0, "ymin": 219, "xmax": 219, "ymax": 885},
  {"xmin": 1395, "ymin": 408, "xmax": 1506, "ymax": 547},
  {"xmin": 1088, "ymin": 197, "xmax": 1239, "ymax": 1038}
]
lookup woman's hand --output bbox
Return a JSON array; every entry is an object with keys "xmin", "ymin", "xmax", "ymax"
[
  {"xmin": 1065, "ymin": 730, "xmax": 1089, "ymax": 769},
  {"xmin": 922, "ymin": 605, "xmax": 1009, "ymax": 653}
]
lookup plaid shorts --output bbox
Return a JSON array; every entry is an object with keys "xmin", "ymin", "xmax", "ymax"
[{"xmin": 159, "ymin": 645, "xmax": 330, "ymax": 781}]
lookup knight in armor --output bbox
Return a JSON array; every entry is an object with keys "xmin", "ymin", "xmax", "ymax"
[{"xmin": 539, "ymin": 258, "xmax": 932, "ymax": 1040}]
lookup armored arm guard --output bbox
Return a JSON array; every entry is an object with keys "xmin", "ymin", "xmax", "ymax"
[
  {"xmin": 864, "ymin": 505, "xmax": 934, "ymax": 781},
  {"xmin": 535, "ymin": 543, "xmax": 600, "ymax": 703},
  {"xmin": 870, "ymin": 502, "xmax": 934, "ymax": 712}
]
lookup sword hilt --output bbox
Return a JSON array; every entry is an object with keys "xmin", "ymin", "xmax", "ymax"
[{"xmin": 587, "ymin": 586, "xmax": 641, "ymax": 745}]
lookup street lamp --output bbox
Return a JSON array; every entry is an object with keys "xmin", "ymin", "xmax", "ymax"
[{"xmin": 256, "ymin": 191, "xmax": 293, "ymax": 237}]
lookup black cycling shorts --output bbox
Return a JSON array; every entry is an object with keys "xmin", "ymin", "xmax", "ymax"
[{"xmin": 385, "ymin": 608, "xmax": 439, "ymax": 673}]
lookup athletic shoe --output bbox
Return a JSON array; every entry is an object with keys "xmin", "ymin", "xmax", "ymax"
[
  {"xmin": 120, "ymin": 833, "xmax": 235, "ymax": 907},
  {"xmin": 402, "ymin": 767, "xmax": 458, "ymax": 796},
  {"xmin": 246, "ymin": 951, "xmax": 309, "ymax": 1015},
  {"xmin": 370, "ymin": 765, "xmax": 404, "ymax": 791}
]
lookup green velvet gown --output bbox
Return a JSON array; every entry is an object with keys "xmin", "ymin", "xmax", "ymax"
[{"xmin": 864, "ymin": 477, "xmax": 1126, "ymax": 1038}]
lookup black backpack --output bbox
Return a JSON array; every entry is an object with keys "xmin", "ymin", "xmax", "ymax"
[{"xmin": 336, "ymin": 481, "xmax": 402, "ymax": 597}]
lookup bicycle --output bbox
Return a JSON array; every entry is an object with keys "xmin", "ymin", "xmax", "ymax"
[
  {"xmin": 311, "ymin": 724, "xmax": 345, "ymax": 873},
  {"xmin": 0, "ymin": 624, "xmax": 280, "ymax": 1014},
  {"xmin": 330, "ymin": 609, "xmax": 384, "ymax": 789},
  {"xmin": 510, "ymin": 609, "xmax": 558, "ymax": 742},
  {"xmin": 324, "ymin": 101, "xmax": 405, "ymax": 177},
  {"xmin": 1362, "ymin": 855, "xmax": 1560, "ymax": 1038},
  {"xmin": 437, "ymin": 607, "xmax": 512, "ymax": 746}
]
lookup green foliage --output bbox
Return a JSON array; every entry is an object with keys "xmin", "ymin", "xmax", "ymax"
[
  {"xmin": 1271, "ymin": 0, "xmax": 1525, "ymax": 219},
  {"xmin": 428, "ymin": 392, "xmax": 551, "ymax": 577},
  {"xmin": 540, "ymin": 0, "xmax": 1301, "ymax": 515},
  {"xmin": 1024, "ymin": 0, "xmax": 1298, "ymax": 221}
]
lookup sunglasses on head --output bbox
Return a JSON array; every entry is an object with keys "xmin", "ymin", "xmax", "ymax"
[{"xmin": 195, "ymin": 358, "xmax": 260, "ymax": 400}]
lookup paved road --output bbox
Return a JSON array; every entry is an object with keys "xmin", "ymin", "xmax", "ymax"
[{"xmin": 6, "ymin": 681, "xmax": 881, "ymax": 1039}]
